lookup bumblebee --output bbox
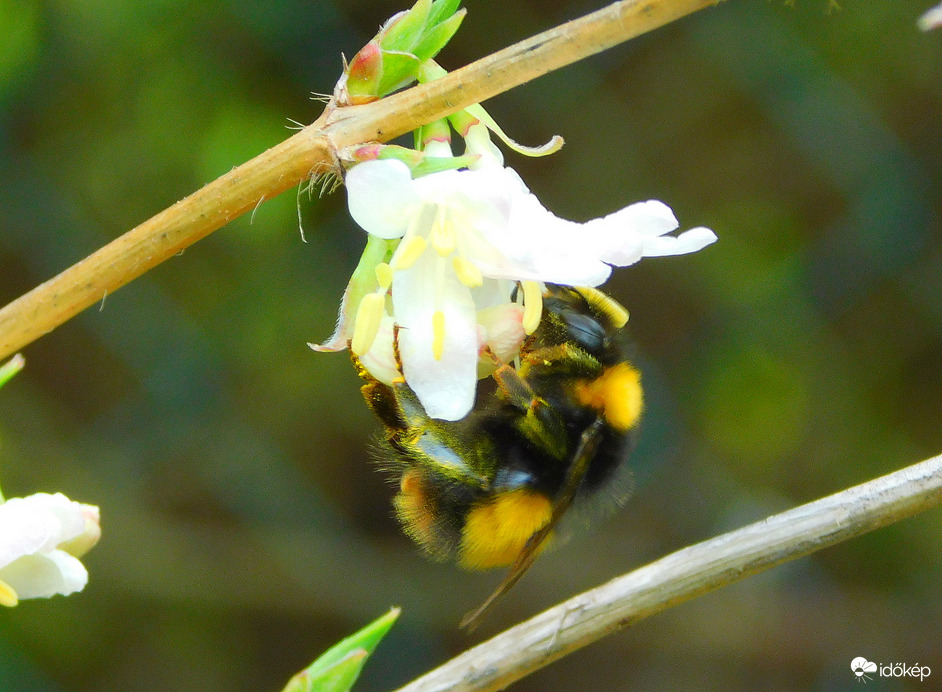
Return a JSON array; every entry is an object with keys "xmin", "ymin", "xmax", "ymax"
[{"xmin": 357, "ymin": 284, "xmax": 643, "ymax": 627}]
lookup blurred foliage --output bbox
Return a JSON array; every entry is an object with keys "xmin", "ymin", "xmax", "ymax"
[{"xmin": 0, "ymin": 1, "xmax": 940, "ymax": 691}]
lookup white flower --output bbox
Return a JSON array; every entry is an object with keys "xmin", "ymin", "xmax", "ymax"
[
  {"xmin": 919, "ymin": 1, "xmax": 942, "ymax": 30},
  {"xmin": 0, "ymin": 492, "xmax": 100, "ymax": 606},
  {"xmin": 315, "ymin": 158, "xmax": 716, "ymax": 421}
]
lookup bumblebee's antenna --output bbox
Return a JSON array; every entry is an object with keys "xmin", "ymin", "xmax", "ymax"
[{"xmin": 460, "ymin": 418, "xmax": 605, "ymax": 631}]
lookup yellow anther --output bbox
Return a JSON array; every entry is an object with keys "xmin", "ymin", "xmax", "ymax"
[
  {"xmin": 351, "ymin": 292, "xmax": 386, "ymax": 356},
  {"xmin": 392, "ymin": 236, "xmax": 427, "ymax": 271},
  {"xmin": 521, "ymin": 281, "xmax": 543, "ymax": 335},
  {"xmin": 374, "ymin": 262, "xmax": 394, "ymax": 289},
  {"xmin": 429, "ymin": 206, "xmax": 456, "ymax": 256},
  {"xmin": 432, "ymin": 310, "xmax": 446, "ymax": 360},
  {"xmin": 452, "ymin": 255, "xmax": 483, "ymax": 288},
  {"xmin": 0, "ymin": 579, "xmax": 19, "ymax": 607}
]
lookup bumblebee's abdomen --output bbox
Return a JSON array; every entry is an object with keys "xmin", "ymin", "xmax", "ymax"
[
  {"xmin": 458, "ymin": 489, "xmax": 553, "ymax": 569},
  {"xmin": 393, "ymin": 467, "xmax": 554, "ymax": 569}
]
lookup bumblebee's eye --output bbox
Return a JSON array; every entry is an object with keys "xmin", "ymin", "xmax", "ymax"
[{"xmin": 559, "ymin": 310, "xmax": 606, "ymax": 355}]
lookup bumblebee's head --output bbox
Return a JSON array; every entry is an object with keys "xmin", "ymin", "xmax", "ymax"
[{"xmin": 539, "ymin": 285, "xmax": 630, "ymax": 364}]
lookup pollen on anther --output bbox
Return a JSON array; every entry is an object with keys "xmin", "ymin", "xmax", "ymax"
[
  {"xmin": 452, "ymin": 255, "xmax": 483, "ymax": 288},
  {"xmin": 351, "ymin": 292, "xmax": 385, "ymax": 356},
  {"xmin": 392, "ymin": 236, "xmax": 427, "ymax": 271},
  {"xmin": 375, "ymin": 262, "xmax": 393, "ymax": 289},
  {"xmin": 521, "ymin": 281, "xmax": 543, "ymax": 335},
  {"xmin": 0, "ymin": 579, "xmax": 19, "ymax": 608},
  {"xmin": 432, "ymin": 310, "xmax": 446, "ymax": 360},
  {"xmin": 429, "ymin": 206, "xmax": 456, "ymax": 257}
]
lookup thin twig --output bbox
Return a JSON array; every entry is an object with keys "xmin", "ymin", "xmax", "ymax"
[
  {"xmin": 393, "ymin": 453, "xmax": 942, "ymax": 692},
  {"xmin": 0, "ymin": 0, "xmax": 716, "ymax": 360}
]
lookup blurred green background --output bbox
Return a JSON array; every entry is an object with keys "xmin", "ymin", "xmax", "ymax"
[{"xmin": 1, "ymin": 1, "xmax": 940, "ymax": 690}]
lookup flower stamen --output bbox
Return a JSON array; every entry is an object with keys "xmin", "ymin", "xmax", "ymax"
[
  {"xmin": 391, "ymin": 235, "xmax": 427, "ymax": 271},
  {"xmin": 374, "ymin": 262, "xmax": 394, "ymax": 289},
  {"xmin": 351, "ymin": 292, "xmax": 386, "ymax": 356},
  {"xmin": 432, "ymin": 310, "xmax": 446, "ymax": 360},
  {"xmin": 429, "ymin": 205, "xmax": 456, "ymax": 256},
  {"xmin": 452, "ymin": 255, "xmax": 483, "ymax": 288},
  {"xmin": 521, "ymin": 281, "xmax": 543, "ymax": 335},
  {"xmin": 0, "ymin": 579, "xmax": 18, "ymax": 607}
]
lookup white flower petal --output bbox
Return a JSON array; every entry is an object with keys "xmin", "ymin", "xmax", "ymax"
[
  {"xmin": 0, "ymin": 551, "xmax": 88, "ymax": 599},
  {"xmin": 394, "ymin": 253, "xmax": 478, "ymax": 421},
  {"xmin": 531, "ymin": 251, "xmax": 613, "ymax": 286},
  {"xmin": 476, "ymin": 303, "xmax": 525, "ymax": 363},
  {"xmin": 0, "ymin": 492, "xmax": 97, "ymax": 602},
  {"xmin": 416, "ymin": 166, "xmax": 516, "ymax": 224},
  {"xmin": 338, "ymin": 158, "xmax": 717, "ymax": 420},
  {"xmin": 640, "ymin": 226, "xmax": 718, "ymax": 257},
  {"xmin": 468, "ymin": 278, "xmax": 516, "ymax": 311},
  {"xmin": 610, "ymin": 200, "xmax": 679, "ymax": 237},
  {"xmin": 346, "ymin": 160, "xmax": 421, "ymax": 239},
  {"xmin": 466, "ymin": 191, "xmax": 614, "ymax": 286},
  {"xmin": 0, "ymin": 493, "xmax": 86, "ymax": 567},
  {"xmin": 581, "ymin": 200, "xmax": 677, "ymax": 266}
]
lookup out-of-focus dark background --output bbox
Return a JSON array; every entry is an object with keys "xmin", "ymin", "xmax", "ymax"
[{"xmin": 0, "ymin": 1, "xmax": 940, "ymax": 690}]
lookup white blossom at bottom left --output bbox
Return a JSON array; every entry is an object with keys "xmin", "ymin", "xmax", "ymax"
[{"xmin": 0, "ymin": 492, "xmax": 101, "ymax": 606}]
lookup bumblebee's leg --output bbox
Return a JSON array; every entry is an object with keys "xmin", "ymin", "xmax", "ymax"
[
  {"xmin": 519, "ymin": 342, "xmax": 601, "ymax": 379},
  {"xmin": 353, "ymin": 356, "xmax": 410, "ymax": 436},
  {"xmin": 492, "ymin": 364, "xmax": 570, "ymax": 459},
  {"xmin": 492, "ymin": 363, "xmax": 539, "ymax": 411}
]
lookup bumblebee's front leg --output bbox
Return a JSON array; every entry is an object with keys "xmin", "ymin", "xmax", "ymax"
[
  {"xmin": 353, "ymin": 355, "xmax": 410, "ymax": 435},
  {"xmin": 519, "ymin": 342, "xmax": 603, "ymax": 379}
]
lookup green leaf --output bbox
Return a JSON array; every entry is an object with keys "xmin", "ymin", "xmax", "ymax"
[
  {"xmin": 381, "ymin": 0, "xmax": 431, "ymax": 52},
  {"xmin": 280, "ymin": 608, "xmax": 400, "ymax": 692},
  {"xmin": 413, "ymin": 9, "xmax": 466, "ymax": 63},
  {"xmin": 282, "ymin": 649, "xmax": 367, "ymax": 692},
  {"xmin": 428, "ymin": 0, "xmax": 462, "ymax": 27},
  {"xmin": 0, "ymin": 354, "xmax": 24, "ymax": 390},
  {"xmin": 373, "ymin": 144, "xmax": 426, "ymax": 167},
  {"xmin": 412, "ymin": 154, "xmax": 478, "ymax": 177},
  {"xmin": 376, "ymin": 51, "xmax": 421, "ymax": 96}
]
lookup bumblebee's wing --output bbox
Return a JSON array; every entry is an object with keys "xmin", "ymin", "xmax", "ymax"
[{"xmin": 460, "ymin": 418, "xmax": 606, "ymax": 630}]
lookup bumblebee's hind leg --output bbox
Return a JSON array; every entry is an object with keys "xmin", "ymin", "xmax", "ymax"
[
  {"xmin": 492, "ymin": 363, "xmax": 538, "ymax": 411},
  {"xmin": 519, "ymin": 342, "xmax": 604, "ymax": 380}
]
